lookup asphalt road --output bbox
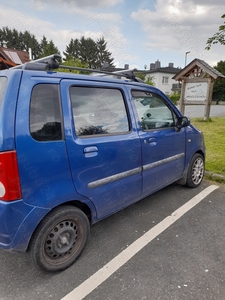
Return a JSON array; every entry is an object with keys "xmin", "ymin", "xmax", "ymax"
[
  {"xmin": 0, "ymin": 181, "xmax": 225, "ymax": 300},
  {"xmin": 178, "ymin": 104, "xmax": 225, "ymax": 118}
]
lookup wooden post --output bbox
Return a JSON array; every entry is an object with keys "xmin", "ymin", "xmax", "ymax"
[
  {"xmin": 179, "ymin": 79, "xmax": 186, "ymax": 115},
  {"xmin": 204, "ymin": 78, "xmax": 214, "ymax": 120}
]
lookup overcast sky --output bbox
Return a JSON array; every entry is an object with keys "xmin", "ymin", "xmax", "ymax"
[{"xmin": 0, "ymin": 0, "xmax": 224, "ymax": 69}]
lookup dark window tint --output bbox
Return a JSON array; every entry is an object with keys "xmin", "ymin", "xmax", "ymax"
[
  {"xmin": 132, "ymin": 90, "xmax": 175, "ymax": 130},
  {"xmin": 30, "ymin": 84, "xmax": 63, "ymax": 141},
  {"xmin": 70, "ymin": 87, "xmax": 129, "ymax": 136},
  {"xmin": 0, "ymin": 77, "xmax": 8, "ymax": 110}
]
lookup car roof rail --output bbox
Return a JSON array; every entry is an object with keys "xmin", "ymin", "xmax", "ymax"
[
  {"xmin": 12, "ymin": 54, "xmax": 61, "ymax": 70},
  {"xmin": 11, "ymin": 53, "xmax": 144, "ymax": 82},
  {"xmin": 57, "ymin": 64, "xmax": 144, "ymax": 82}
]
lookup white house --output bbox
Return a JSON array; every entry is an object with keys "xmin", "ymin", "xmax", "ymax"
[
  {"xmin": 100, "ymin": 60, "xmax": 182, "ymax": 95},
  {"xmin": 144, "ymin": 60, "xmax": 182, "ymax": 95}
]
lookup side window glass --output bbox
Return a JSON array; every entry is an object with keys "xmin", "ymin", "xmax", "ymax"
[
  {"xmin": 30, "ymin": 84, "xmax": 63, "ymax": 141},
  {"xmin": 0, "ymin": 77, "xmax": 7, "ymax": 110},
  {"xmin": 70, "ymin": 87, "xmax": 129, "ymax": 136},
  {"xmin": 132, "ymin": 90, "xmax": 175, "ymax": 130}
]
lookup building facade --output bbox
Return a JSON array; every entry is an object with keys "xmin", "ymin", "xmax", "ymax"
[{"xmin": 144, "ymin": 60, "xmax": 182, "ymax": 95}]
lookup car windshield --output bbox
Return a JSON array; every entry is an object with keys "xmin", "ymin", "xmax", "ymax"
[{"xmin": 0, "ymin": 77, "xmax": 7, "ymax": 110}]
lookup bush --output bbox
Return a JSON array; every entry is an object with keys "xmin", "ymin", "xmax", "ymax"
[{"xmin": 168, "ymin": 93, "xmax": 180, "ymax": 105}]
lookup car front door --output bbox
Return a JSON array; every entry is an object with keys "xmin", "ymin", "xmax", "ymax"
[
  {"xmin": 60, "ymin": 80, "xmax": 142, "ymax": 219},
  {"xmin": 130, "ymin": 88, "xmax": 186, "ymax": 197}
]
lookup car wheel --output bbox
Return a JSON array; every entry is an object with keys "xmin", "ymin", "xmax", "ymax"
[
  {"xmin": 186, "ymin": 153, "xmax": 204, "ymax": 188},
  {"xmin": 29, "ymin": 205, "xmax": 90, "ymax": 272}
]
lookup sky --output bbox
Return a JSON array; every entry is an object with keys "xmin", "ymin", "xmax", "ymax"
[{"xmin": 0, "ymin": 0, "xmax": 224, "ymax": 70}]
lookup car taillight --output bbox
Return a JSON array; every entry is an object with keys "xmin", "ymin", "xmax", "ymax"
[{"xmin": 0, "ymin": 151, "xmax": 22, "ymax": 201}]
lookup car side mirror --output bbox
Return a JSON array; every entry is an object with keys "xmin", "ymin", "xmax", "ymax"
[{"xmin": 175, "ymin": 116, "xmax": 190, "ymax": 132}]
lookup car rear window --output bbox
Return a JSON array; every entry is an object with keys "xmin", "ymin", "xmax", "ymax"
[
  {"xmin": 0, "ymin": 77, "xmax": 8, "ymax": 110},
  {"xmin": 29, "ymin": 84, "xmax": 63, "ymax": 141},
  {"xmin": 70, "ymin": 86, "xmax": 130, "ymax": 136}
]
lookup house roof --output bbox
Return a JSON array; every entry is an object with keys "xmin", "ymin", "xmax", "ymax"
[
  {"xmin": 0, "ymin": 47, "xmax": 29, "ymax": 70},
  {"xmin": 142, "ymin": 66, "xmax": 182, "ymax": 75},
  {"xmin": 173, "ymin": 58, "xmax": 225, "ymax": 81}
]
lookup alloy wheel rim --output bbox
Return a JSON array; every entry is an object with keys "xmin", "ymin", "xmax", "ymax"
[{"xmin": 192, "ymin": 158, "xmax": 204, "ymax": 185}]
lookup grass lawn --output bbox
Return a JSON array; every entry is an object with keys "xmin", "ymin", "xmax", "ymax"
[{"xmin": 191, "ymin": 117, "xmax": 225, "ymax": 181}]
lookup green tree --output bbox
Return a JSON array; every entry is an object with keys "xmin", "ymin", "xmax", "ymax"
[
  {"xmin": 39, "ymin": 37, "xmax": 60, "ymax": 58},
  {"xmin": 78, "ymin": 36, "xmax": 98, "ymax": 68},
  {"xmin": 19, "ymin": 30, "xmax": 41, "ymax": 59},
  {"xmin": 135, "ymin": 72, "xmax": 154, "ymax": 85},
  {"xmin": 0, "ymin": 27, "xmax": 41, "ymax": 59},
  {"xmin": 96, "ymin": 37, "xmax": 114, "ymax": 68},
  {"xmin": 39, "ymin": 36, "xmax": 48, "ymax": 51},
  {"xmin": 63, "ymin": 36, "xmax": 114, "ymax": 69},
  {"xmin": 168, "ymin": 93, "xmax": 180, "ymax": 105},
  {"xmin": 11, "ymin": 28, "xmax": 20, "ymax": 49},
  {"xmin": 206, "ymin": 14, "xmax": 225, "ymax": 49},
  {"xmin": 212, "ymin": 60, "xmax": 225, "ymax": 102},
  {"xmin": 63, "ymin": 38, "xmax": 80, "ymax": 61},
  {"xmin": 59, "ymin": 58, "xmax": 89, "ymax": 74},
  {"xmin": 0, "ymin": 27, "xmax": 17, "ymax": 48}
]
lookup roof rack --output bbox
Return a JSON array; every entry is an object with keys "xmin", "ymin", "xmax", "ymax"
[{"xmin": 11, "ymin": 53, "xmax": 144, "ymax": 83}]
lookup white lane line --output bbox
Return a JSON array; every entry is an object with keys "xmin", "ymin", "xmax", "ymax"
[{"xmin": 62, "ymin": 185, "xmax": 218, "ymax": 300}]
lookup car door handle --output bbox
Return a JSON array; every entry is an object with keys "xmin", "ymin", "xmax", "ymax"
[
  {"xmin": 84, "ymin": 146, "xmax": 98, "ymax": 157},
  {"xmin": 148, "ymin": 138, "xmax": 157, "ymax": 146}
]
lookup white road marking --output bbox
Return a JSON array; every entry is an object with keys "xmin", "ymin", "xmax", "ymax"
[{"xmin": 62, "ymin": 185, "xmax": 218, "ymax": 300}]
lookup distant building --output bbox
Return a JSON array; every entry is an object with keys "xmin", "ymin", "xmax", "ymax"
[
  {"xmin": 0, "ymin": 47, "xmax": 29, "ymax": 70},
  {"xmin": 144, "ymin": 60, "xmax": 182, "ymax": 95},
  {"xmin": 100, "ymin": 60, "xmax": 182, "ymax": 95}
]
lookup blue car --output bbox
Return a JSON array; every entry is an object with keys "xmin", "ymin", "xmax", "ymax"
[{"xmin": 0, "ymin": 55, "xmax": 205, "ymax": 272}]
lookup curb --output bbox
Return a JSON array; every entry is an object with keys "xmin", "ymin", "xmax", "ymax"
[{"xmin": 205, "ymin": 171, "xmax": 225, "ymax": 181}]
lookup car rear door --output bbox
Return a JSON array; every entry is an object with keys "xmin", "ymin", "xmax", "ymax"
[{"xmin": 60, "ymin": 79, "xmax": 142, "ymax": 219}]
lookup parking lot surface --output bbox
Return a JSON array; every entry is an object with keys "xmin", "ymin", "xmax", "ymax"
[
  {"xmin": 179, "ymin": 104, "xmax": 225, "ymax": 118},
  {"xmin": 0, "ymin": 181, "xmax": 225, "ymax": 300}
]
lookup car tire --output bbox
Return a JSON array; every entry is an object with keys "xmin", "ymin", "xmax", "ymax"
[
  {"xmin": 186, "ymin": 153, "xmax": 204, "ymax": 188},
  {"xmin": 28, "ymin": 205, "xmax": 90, "ymax": 272}
]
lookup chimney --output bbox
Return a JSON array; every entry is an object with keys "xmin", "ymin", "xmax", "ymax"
[
  {"xmin": 124, "ymin": 64, "xmax": 129, "ymax": 69},
  {"xmin": 155, "ymin": 60, "xmax": 161, "ymax": 69},
  {"xmin": 168, "ymin": 62, "xmax": 174, "ymax": 68},
  {"xmin": 150, "ymin": 63, "xmax": 155, "ymax": 70}
]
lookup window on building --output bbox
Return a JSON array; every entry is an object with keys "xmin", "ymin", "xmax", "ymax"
[{"xmin": 162, "ymin": 76, "xmax": 169, "ymax": 84}]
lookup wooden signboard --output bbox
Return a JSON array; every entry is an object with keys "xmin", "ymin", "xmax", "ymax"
[{"xmin": 173, "ymin": 59, "xmax": 224, "ymax": 120}]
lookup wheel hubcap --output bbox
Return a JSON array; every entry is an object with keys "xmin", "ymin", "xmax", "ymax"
[
  {"xmin": 45, "ymin": 220, "xmax": 78, "ymax": 258},
  {"xmin": 192, "ymin": 158, "xmax": 204, "ymax": 185}
]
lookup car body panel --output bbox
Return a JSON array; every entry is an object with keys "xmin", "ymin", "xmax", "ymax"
[{"xmin": 0, "ymin": 69, "xmax": 206, "ymax": 252}]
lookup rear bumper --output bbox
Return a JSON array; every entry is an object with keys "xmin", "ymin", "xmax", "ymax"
[{"xmin": 0, "ymin": 199, "xmax": 50, "ymax": 251}]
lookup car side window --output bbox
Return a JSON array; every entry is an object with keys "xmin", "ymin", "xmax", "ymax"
[
  {"xmin": 0, "ymin": 77, "xmax": 7, "ymax": 110},
  {"xmin": 70, "ymin": 86, "xmax": 130, "ymax": 136},
  {"xmin": 132, "ymin": 90, "xmax": 175, "ymax": 130},
  {"xmin": 30, "ymin": 84, "xmax": 63, "ymax": 141}
]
